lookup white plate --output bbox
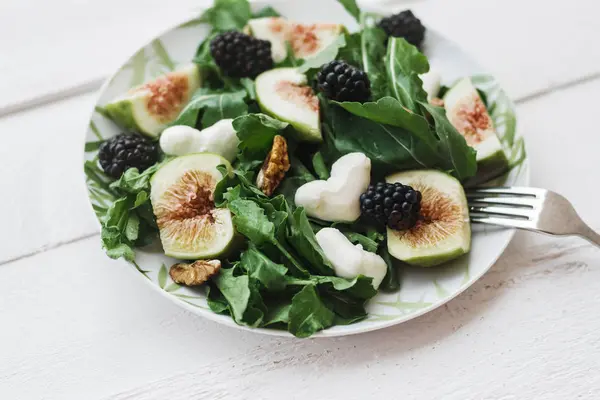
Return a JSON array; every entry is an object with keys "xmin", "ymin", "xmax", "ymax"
[{"xmin": 83, "ymin": 0, "xmax": 529, "ymax": 337}]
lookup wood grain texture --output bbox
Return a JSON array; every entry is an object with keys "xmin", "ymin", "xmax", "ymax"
[
  {"xmin": 2, "ymin": 0, "xmax": 600, "ymax": 111},
  {"xmin": 0, "ymin": 234, "xmax": 597, "ymax": 399}
]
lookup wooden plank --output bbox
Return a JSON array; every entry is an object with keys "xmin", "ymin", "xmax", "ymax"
[
  {"xmin": 0, "ymin": 233, "xmax": 597, "ymax": 399},
  {"xmin": 1, "ymin": 0, "xmax": 600, "ymax": 111},
  {"xmin": 0, "ymin": 93, "xmax": 100, "ymax": 264}
]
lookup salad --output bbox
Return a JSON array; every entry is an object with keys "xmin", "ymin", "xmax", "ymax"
[{"xmin": 84, "ymin": 0, "xmax": 520, "ymax": 337}]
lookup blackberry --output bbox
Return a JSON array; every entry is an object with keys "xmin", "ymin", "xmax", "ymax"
[
  {"xmin": 210, "ymin": 31, "xmax": 273, "ymax": 78},
  {"xmin": 98, "ymin": 133, "xmax": 158, "ymax": 178},
  {"xmin": 360, "ymin": 182, "xmax": 422, "ymax": 231},
  {"xmin": 316, "ymin": 60, "xmax": 371, "ymax": 103},
  {"xmin": 378, "ymin": 10, "xmax": 426, "ymax": 48}
]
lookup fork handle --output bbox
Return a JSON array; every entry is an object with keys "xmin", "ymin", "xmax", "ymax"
[{"xmin": 578, "ymin": 224, "xmax": 600, "ymax": 248}]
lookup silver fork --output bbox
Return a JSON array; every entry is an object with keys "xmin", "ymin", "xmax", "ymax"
[{"xmin": 467, "ymin": 187, "xmax": 600, "ymax": 247}]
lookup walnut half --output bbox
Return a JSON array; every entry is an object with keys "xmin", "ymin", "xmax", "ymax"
[
  {"xmin": 256, "ymin": 135, "xmax": 291, "ymax": 196},
  {"xmin": 169, "ymin": 260, "xmax": 221, "ymax": 286}
]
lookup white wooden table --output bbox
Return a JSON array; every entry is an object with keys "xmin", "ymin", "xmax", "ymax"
[{"xmin": 2, "ymin": 0, "xmax": 600, "ymax": 398}]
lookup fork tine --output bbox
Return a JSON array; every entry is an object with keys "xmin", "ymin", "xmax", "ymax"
[
  {"xmin": 469, "ymin": 206, "xmax": 534, "ymax": 219},
  {"xmin": 470, "ymin": 215, "xmax": 537, "ymax": 230},
  {"xmin": 466, "ymin": 196, "xmax": 539, "ymax": 208},
  {"xmin": 466, "ymin": 187, "xmax": 546, "ymax": 197}
]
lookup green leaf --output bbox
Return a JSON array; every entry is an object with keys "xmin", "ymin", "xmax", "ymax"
[
  {"xmin": 109, "ymin": 163, "xmax": 162, "ymax": 194},
  {"xmin": 420, "ymin": 102, "xmax": 477, "ymax": 180},
  {"xmin": 321, "ymin": 98, "xmax": 439, "ymax": 174},
  {"xmin": 240, "ymin": 244, "xmax": 288, "ymax": 291},
  {"xmin": 228, "ymin": 198, "xmax": 276, "ymax": 246},
  {"xmin": 311, "ymin": 151, "xmax": 329, "ymax": 180},
  {"xmin": 213, "ymin": 268, "xmax": 265, "ymax": 327},
  {"xmin": 233, "ymin": 113, "xmax": 288, "ymax": 158},
  {"xmin": 288, "ymin": 285, "xmax": 335, "ymax": 338},
  {"xmin": 360, "ymin": 16, "xmax": 388, "ymax": 99},
  {"xmin": 264, "ymin": 302, "xmax": 292, "ymax": 326},
  {"xmin": 173, "ymin": 88, "xmax": 248, "ymax": 128},
  {"xmin": 287, "ymin": 207, "xmax": 335, "ymax": 276},
  {"xmin": 323, "ymin": 296, "xmax": 367, "ymax": 325},
  {"xmin": 338, "ymin": 32, "xmax": 362, "ymax": 68},
  {"xmin": 239, "ymin": 78, "xmax": 256, "ymax": 101},
  {"xmin": 207, "ymin": 284, "xmax": 230, "ymax": 313},
  {"xmin": 85, "ymin": 140, "xmax": 104, "ymax": 152},
  {"xmin": 253, "ymin": 6, "xmax": 281, "ymax": 18},
  {"xmin": 336, "ymin": 0, "xmax": 360, "ymax": 21},
  {"xmin": 193, "ymin": 32, "xmax": 219, "ymax": 68},
  {"xmin": 378, "ymin": 241, "xmax": 401, "ymax": 292},
  {"xmin": 133, "ymin": 191, "xmax": 150, "ymax": 208},
  {"xmin": 335, "ymin": 97, "xmax": 430, "ymax": 135},
  {"xmin": 83, "ymin": 160, "xmax": 118, "ymax": 198},
  {"xmin": 158, "ymin": 264, "xmax": 168, "ymax": 289},
  {"xmin": 286, "ymin": 275, "xmax": 377, "ymax": 300},
  {"xmin": 385, "ymin": 37, "xmax": 429, "ymax": 110},
  {"xmin": 343, "ymin": 231, "xmax": 379, "ymax": 253},
  {"xmin": 124, "ymin": 213, "xmax": 140, "ymax": 242},
  {"xmin": 312, "ymin": 275, "xmax": 376, "ymax": 299},
  {"xmin": 105, "ymin": 243, "xmax": 136, "ymax": 262},
  {"xmin": 200, "ymin": 0, "xmax": 252, "ymax": 31}
]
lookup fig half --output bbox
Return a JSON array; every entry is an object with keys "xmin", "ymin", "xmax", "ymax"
[
  {"xmin": 444, "ymin": 77, "xmax": 509, "ymax": 178},
  {"xmin": 255, "ymin": 68, "xmax": 321, "ymax": 142},
  {"xmin": 386, "ymin": 170, "xmax": 471, "ymax": 267},
  {"xmin": 104, "ymin": 64, "xmax": 201, "ymax": 137},
  {"xmin": 150, "ymin": 153, "xmax": 235, "ymax": 260}
]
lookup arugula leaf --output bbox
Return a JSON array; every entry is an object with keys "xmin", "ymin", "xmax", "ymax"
[
  {"xmin": 360, "ymin": 16, "xmax": 388, "ymax": 99},
  {"xmin": 173, "ymin": 88, "xmax": 248, "ymax": 128},
  {"xmin": 207, "ymin": 283, "xmax": 229, "ymax": 314},
  {"xmin": 253, "ymin": 5, "xmax": 280, "ymax": 18},
  {"xmin": 228, "ymin": 198, "xmax": 276, "ymax": 246},
  {"xmin": 420, "ymin": 102, "xmax": 478, "ymax": 180},
  {"xmin": 200, "ymin": 0, "xmax": 252, "ymax": 31},
  {"xmin": 378, "ymin": 241, "xmax": 401, "ymax": 292},
  {"xmin": 321, "ymin": 98, "xmax": 439, "ymax": 174},
  {"xmin": 334, "ymin": 97, "xmax": 446, "ymax": 165},
  {"xmin": 335, "ymin": 97, "xmax": 430, "ymax": 135},
  {"xmin": 240, "ymin": 244, "xmax": 288, "ymax": 291},
  {"xmin": 212, "ymin": 268, "xmax": 266, "ymax": 327},
  {"xmin": 233, "ymin": 113, "xmax": 288, "ymax": 157},
  {"xmin": 321, "ymin": 291, "xmax": 368, "ymax": 325},
  {"xmin": 85, "ymin": 140, "xmax": 104, "ymax": 152},
  {"xmin": 239, "ymin": 78, "xmax": 256, "ymax": 101},
  {"xmin": 311, "ymin": 151, "xmax": 329, "ymax": 180},
  {"xmin": 336, "ymin": 0, "xmax": 361, "ymax": 21},
  {"xmin": 288, "ymin": 285, "xmax": 335, "ymax": 337},
  {"xmin": 227, "ymin": 198, "xmax": 308, "ymax": 277},
  {"xmin": 343, "ymin": 231, "xmax": 379, "ymax": 253},
  {"xmin": 264, "ymin": 302, "xmax": 292, "ymax": 326},
  {"xmin": 287, "ymin": 207, "xmax": 335, "ymax": 276},
  {"xmin": 338, "ymin": 32, "xmax": 362, "ymax": 68},
  {"xmin": 109, "ymin": 164, "xmax": 162, "ymax": 194},
  {"xmin": 193, "ymin": 32, "xmax": 218, "ymax": 68},
  {"xmin": 385, "ymin": 37, "xmax": 429, "ymax": 110},
  {"xmin": 85, "ymin": 160, "xmax": 158, "ymax": 262},
  {"xmin": 312, "ymin": 275, "xmax": 376, "ymax": 299}
]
